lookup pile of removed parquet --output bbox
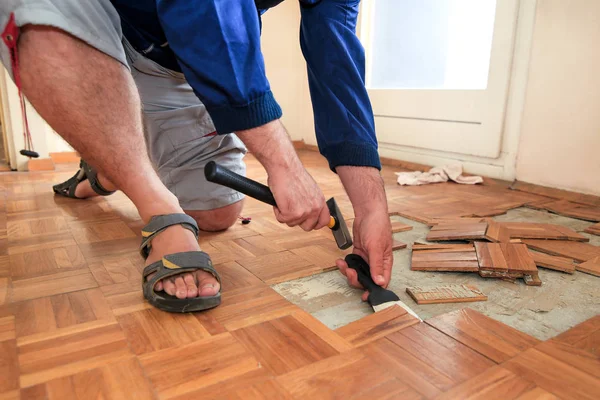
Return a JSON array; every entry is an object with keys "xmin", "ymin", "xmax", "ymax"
[{"xmin": 410, "ymin": 218, "xmax": 600, "ymax": 291}]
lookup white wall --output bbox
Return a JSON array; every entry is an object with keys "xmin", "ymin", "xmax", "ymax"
[
  {"xmin": 260, "ymin": 2, "xmax": 315, "ymax": 143},
  {"xmin": 515, "ymin": 0, "xmax": 600, "ymax": 195},
  {"xmin": 0, "ymin": 67, "xmax": 73, "ymax": 170}
]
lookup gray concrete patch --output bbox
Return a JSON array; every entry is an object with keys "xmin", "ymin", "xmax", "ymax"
[{"xmin": 272, "ymin": 208, "xmax": 600, "ymax": 339}]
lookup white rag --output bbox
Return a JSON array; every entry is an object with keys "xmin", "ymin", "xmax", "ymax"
[{"xmin": 395, "ymin": 163, "xmax": 483, "ymax": 186}]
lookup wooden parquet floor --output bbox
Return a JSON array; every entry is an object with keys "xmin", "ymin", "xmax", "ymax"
[{"xmin": 0, "ymin": 150, "xmax": 599, "ymax": 399}]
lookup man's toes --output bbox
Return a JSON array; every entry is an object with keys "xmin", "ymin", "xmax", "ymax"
[
  {"xmin": 196, "ymin": 270, "xmax": 220, "ymax": 297},
  {"xmin": 162, "ymin": 278, "xmax": 176, "ymax": 296},
  {"xmin": 154, "ymin": 280, "xmax": 164, "ymax": 292},
  {"xmin": 174, "ymin": 276, "xmax": 187, "ymax": 299},
  {"xmin": 183, "ymin": 273, "xmax": 198, "ymax": 298}
]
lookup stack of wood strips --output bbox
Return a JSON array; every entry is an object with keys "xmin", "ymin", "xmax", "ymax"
[
  {"xmin": 411, "ymin": 242, "xmax": 541, "ymax": 286},
  {"xmin": 414, "ymin": 218, "xmax": 600, "ymax": 284}
]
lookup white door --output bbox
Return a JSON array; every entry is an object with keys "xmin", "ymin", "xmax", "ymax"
[{"xmin": 360, "ymin": 0, "xmax": 520, "ymax": 159}]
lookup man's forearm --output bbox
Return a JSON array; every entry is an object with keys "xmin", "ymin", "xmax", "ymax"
[
  {"xmin": 236, "ymin": 120, "xmax": 301, "ymax": 172},
  {"xmin": 337, "ymin": 166, "xmax": 388, "ymax": 216}
]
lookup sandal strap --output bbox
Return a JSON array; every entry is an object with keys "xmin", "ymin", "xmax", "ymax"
[
  {"xmin": 140, "ymin": 214, "xmax": 199, "ymax": 259},
  {"xmin": 142, "ymin": 251, "xmax": 218, "ymax": 296},
  {"xmin": 81, "ymin": 160, "xmax": 115, "ymax": 196}
]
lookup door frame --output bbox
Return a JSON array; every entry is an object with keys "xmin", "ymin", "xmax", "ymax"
[{"xmin": 357, "ymin": 0, "xmax": 538, "ymax": 180}]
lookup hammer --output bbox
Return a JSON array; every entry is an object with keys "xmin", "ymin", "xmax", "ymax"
[{"xmin": 204, "ymin": 161, "xmax": 353, "ymax": 250}]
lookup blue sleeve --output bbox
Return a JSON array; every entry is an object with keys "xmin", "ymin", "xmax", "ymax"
[
  {"xmin": 155, "ymin": 0, "xmax": 282, "ymax": 134},
  {"xmin": 299, "ymin": 0, "xmax": 381, "ymax": 171}
]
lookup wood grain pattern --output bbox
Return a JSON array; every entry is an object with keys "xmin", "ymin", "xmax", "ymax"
[
  {"xmin": 390, "ymin": 220, "xmax": 413, "ymax": 233},
  {"xmin": 236, "ymin": 251, "xmax": 322, "ymax": 284},
  {"xmin": 577, "ymin": 256, "xmax": 600, "ymax": 277},
  {"xmin": 406, "ymin": 284, "xmax": 487, "ymax": 304},
  {"xmin": 18, "ymin": 321, "xmax": 131, "ymax": 388},
  {"xmin": 523, "ymin": 239, "xmax": 600, "ymax": 263},
  {"xmin": 21, "ymin": 357, "xmax": 155, "ymax": 400},
  {"xmin": 335, "ymin": 305, "xmax": 419, "ymax": 347},
  {"xmin": 501, "ymin": 222, "xmax": 588, "ymax": 242},
  {"xmin": 426, "ymin": 222, "xmax": 488, "ymax": 241},
  {"xmin": 175, "ymin": 369, "xmax": 293, "ymax": 400},
  {"xmin": 411, "ymin": 246, "xmax": 479, "ymax": 272},
  {"xmin": 1, "ymin": 150, "xmax": 598, "ymax": 398},
  {"xmin": 426, "ymin": 308, "xmax": 540, "ymax": 363},
  {"xmin": 277, "ymin": 349, "xmax": 415, "ymax": 400},
  {"xmin": 585, "ymin": 222, "xmax": 600, "ymax": 236},
  {"xmin": 529, "ymin": 250, "xmax": 576, "ymax": 274},
  {"xmin": 139, "ymin": 333, "xmax": 260, "ymax": 399},
  {"xmin": 540, "ymin": 199, "xmax": 600, "ymax": 222},
  {"xmin": 231, "ymin": 315, "xmax": 339, "ymax": 375},
  {"xmin": 385, "ymin": 323, "xmax": 496, "ymax": 386},
  {"xmin": 475, "ymin": 242, "xmax": 508, "ymax": 272},
  {"xmin": 503, "ymin": 347, "xmax": 600, "ymax": 400},
  {"xmin": 434, "ymin": 365, "xmax": 543, "ymax": 400}
]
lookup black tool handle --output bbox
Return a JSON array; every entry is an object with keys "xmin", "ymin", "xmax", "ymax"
[
  {"xmin": 345, "ymin": 254, "xmax": 399, "ymax": 306},
  {"xmin": 204, "ymin": 161, "xmax": 277, "ymax": 207}
]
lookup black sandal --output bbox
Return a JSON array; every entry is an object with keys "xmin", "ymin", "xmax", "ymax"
[
  {"xmin": 140, "ymin": 214, "xmax": 221, "ymax": 313},
  {"xmin": 53, "ymin": 159, "xmax": 116, "ymax": 198}
]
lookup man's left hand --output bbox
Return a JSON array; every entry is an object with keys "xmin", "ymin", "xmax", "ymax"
[{"xmin": 334, "ymin": 165, "xmax": 394, "ymax": 300}]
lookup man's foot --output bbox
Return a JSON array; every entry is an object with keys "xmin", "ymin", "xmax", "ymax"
[
  {"xmin": 146, "ymin": 224, "xmax": 220, "ymax": 299},
  {"xmin": 53, "ymin": 160, "xmax": 117, "ymax": 199}
]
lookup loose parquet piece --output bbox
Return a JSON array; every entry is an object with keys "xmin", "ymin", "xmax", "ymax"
[
  {"xmin": 523, "ymin": 239, "xmax": 600, "ymax": 263},
  {"xmin": 585, "ymin": 222, "xmax": 600, "ymax": 236},
  {"xmin": 503, "ymin": 346, "xmax": 600, "ymax": 400},
  {"xmin": 501, "ymin": 222, "xmax": 588, "ymax": 242},
  {"xmin": 475, "ymin": 242, "xmax": 508, "ymax": 272},
  {"xmin": 390, "ymin": 219, "xmax": 413, "ymax": 233},
  {"xmin": 426, "ymin": 308, "xmax": 541, "ymax": 363},
  {"xmin": 411, "ymin": 245, "xmax": 479, "ymax": 272},
  {"xmin": 406, "ymin": 284, "xmax": 487, "ymax": 304},
  {"xmin": 434, "ymin": 365, "xmax": 548, "ymax": 400},
  {"xmin": 503, "ymin": 243, "xmax": 539, "ymax": 275},
  {"xmin": 529, "ymin": 250, "xmax": 576, "ymax": 274},
  {"xmin": 335, "ymin": 305, "xmax": 420, "ymax": 347},
  {"xmin": 577, "ymin": 256, "xmax": 600, "ymax": 277},
  {"xmin": 392, "ymin": 239, "xmax": 407, "ymax": 250},
  {"xmin": 426, "ymin": 222, "xmax": 488, "ymax": 241},
  {"xmin": 540, "ymin": 200, "xmax": 600, "ymax": 222},
  {"xmin": 510, "ymin": 180, "xmax": 600, "ymax": 208},
  {"xmin": 412, "ymin": 243, "xmax": 475, "ymax": 252},
  {"xmin": 485, "ymin": 220, "xmax": 511, "ymax": 243},
  {"xmin": 231, "ymin": 314, "xmax": 339, "ymax": 375}
]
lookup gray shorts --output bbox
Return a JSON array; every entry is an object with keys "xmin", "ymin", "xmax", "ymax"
[{"xmin": 0, "ymin": 0, "xmax": 247, "ymax": 211}]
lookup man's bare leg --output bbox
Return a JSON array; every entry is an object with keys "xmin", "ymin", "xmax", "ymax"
[{"xmin": 19, "ymin": 26, "xmax": 219, "ymax": 299}]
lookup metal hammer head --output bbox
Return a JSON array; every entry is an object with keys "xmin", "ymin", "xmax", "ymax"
[{"xmin": 326, "ymin": 198, "xmax": 353, "ymax": 250}]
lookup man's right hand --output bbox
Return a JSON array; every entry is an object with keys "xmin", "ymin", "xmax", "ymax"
[{"xmin": 236, "ymin": 120, "xmax": 330, "ymax": 231}]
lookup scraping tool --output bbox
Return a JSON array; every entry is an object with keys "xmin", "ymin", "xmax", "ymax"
[
  {"xmin": 346, "ymin": 254, "xmax": 421, "ymax": 320},
  {"xmin": 204, "ymin": 161, "xmax": 353, "ymax": 250}
]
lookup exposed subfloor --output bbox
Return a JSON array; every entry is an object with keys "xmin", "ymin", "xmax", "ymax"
[{"xmin": 273, "ymin": 208, "xmax": 600, "ymax": 340}]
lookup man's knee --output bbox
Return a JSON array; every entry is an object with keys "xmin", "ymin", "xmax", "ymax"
[{"xmin": 185, "ymin": 200, "xmax": 244, "ymax": 232}]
